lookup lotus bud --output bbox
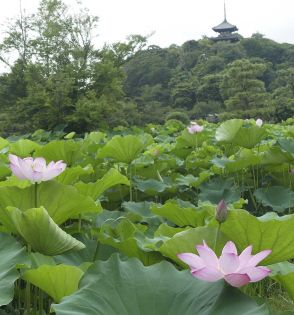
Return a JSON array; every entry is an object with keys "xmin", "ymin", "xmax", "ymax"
[{"xmin": 215, "ymin": 199, "xmax": 227, "ymax": 223}]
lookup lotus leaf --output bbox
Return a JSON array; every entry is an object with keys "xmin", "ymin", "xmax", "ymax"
[
  {"xmin": 6, "ymin": 207, "xmax": 85, "ymax": 255},
  {"xmin": 53, "ymin": 254, "xmax": 271, "ymax": 315}
]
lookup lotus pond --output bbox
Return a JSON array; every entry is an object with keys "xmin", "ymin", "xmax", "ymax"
[{"xmin": 0, "ymin": 118, "xmax": 293, "ymax": 314}]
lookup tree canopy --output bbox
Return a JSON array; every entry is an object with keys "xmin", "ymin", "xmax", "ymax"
[{"xmin": 0, "ymin": 0, "xmax": 293, "ymax": 135}]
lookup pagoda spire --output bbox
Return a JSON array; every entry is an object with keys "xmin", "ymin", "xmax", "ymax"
[{"xmin": 211, "ymin": 0, "xmax": 239, "ymax": 42}]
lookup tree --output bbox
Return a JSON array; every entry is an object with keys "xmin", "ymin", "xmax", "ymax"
[
  {"xmin": 0, "ymin": 0, "xmax": 144, "ymax": 134},
  {"xmin": 220, "ymin": 59, "xmax": 270, "ymax": 111}
]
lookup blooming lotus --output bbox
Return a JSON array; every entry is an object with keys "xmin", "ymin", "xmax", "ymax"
[
  {"xmin": 256, "ymin": 118, "xmax": 263, "ymax": 127},
  {"xmin": 9, "ymin": 154, "xmax": 66, "ymax": 183},
  {"xmin": 187, "ymin": 122, "xmax": 203, "ymax": 134},
  {"xmin": 177, "ymin": 241, "xmax": 271, "ymax": 287}
]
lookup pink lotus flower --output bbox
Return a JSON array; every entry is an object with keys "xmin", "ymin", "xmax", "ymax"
[
  {"xmin": 9, "ymin": 154, "xmax": 66, "ymax": 183},
  {"xmin": 187, "ymin": 122, "xmax": 204, "ymax": 134},
  {"xmin": 256, "ymin": 118, "xmax": 263, "ymax": 127},
  {"xmin": 177, "ymin": 240, "xmax": 271, "ymax": 287}
]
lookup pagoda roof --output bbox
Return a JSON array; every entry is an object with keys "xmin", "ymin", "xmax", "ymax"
[{"xmin": 212, "ymin": 19, "xmax": 238, "ymax": 32}]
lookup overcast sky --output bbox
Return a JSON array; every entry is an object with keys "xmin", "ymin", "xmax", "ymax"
[{"xmin": 0, "ymin": 0, "xmax": 294, "ymax": 48}]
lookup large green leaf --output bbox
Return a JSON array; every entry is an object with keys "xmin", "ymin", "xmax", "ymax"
[
  {"xmin": 0, "ymin": 137, "xmax": 9, "ymax": 151},
  {"xmin": 219, "ymin": 210, "xmax": 294, "ymax": 264},
  {"xmin": 175, "ymin": 129, "xmax": 207, "ymax": 150},
  {"xmin": 23, "ymin": 264, "xmax": 84, "ymax": 303},
  {"xmin": 151, "ymin": 199, "xmax": 211, "ymax": 227},
  {"xmin": 278, "ymin": 138, "xmax": 294, "ymax": 157},
  {"xmin": 75, "ymin": 168, "xmax": 129, "ymax": 200},
  {"xmin": 122, "ymin": 201, "xmax": 163, "ymax": 225},
  {"xmin": 55, "ymin": 237, "xmax": 117, "ymax": 266},
  {"xmin": 233, "ymin": 126, "xmax": 266, "ymax": 148},
  {"xmin": 53, "ymin": 255, "xmax": 271, "ymax": 315},
  {"xmin": 175, "ymin": 172, "xmax": 211, "ymax": 188},
  {"xmin": 34, "ymin": 140, "xmax": 84, "ymax": 166},
  {"xmin": 215, "ymin": 119, "xmax": 243, "ymax": 142},
  {"xmin": 97, "ymin": 217, "xmax": 162, "ymax": 265},
  {"xmin": 158, "ymin": 226, "xmax": 228, "ymax": 266},
  {"xmin": 0, "ymin": 181, "xmax": 100, "ymax": 228},
  {"xmin": 261, "ymin": 147, "xmax": 293, "ymax": 165},
  {"xmin": 7, "ymin": 207, "xmax": 85, "ymax": 255},
  {"xmin": 269, "ymin": 262, "xmax": 294, "ymax": 301},
  {"xmin": 9, "ymin": 139, "xmax": 41, "ymax": 157},
  {"xmin": 212, "ymin": 149, "xmax": 262, "ymax": 173},
  {"xmin": 0, "ymin": 233, "xmax": 27, "ymax": 306},
  {"xmin": 199, "ymin": 178, "xmax": 240, "ymax": 204},
  {"xmin": 97, "ymin": 134, "xmax": 153, "ymax": 164},
  {"xmin": 57, "ymin": 165, "xmax": 93, "ymax": 185},
  {"xmin": 0, "ymin": 176, "xmax": 32, "ymax": 188},
  {"xmin": 254, "ymin": 186, "xmax": 294, "ymax": 212},
  {"xmin": 133, "ymin": 178, "xmax": 168, "ymax": 195}
]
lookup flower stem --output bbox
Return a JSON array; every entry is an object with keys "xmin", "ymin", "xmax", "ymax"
[
  {"xmin": 25, "ymin": 244, "xmax": 31, "ymax": 314},
  {"xmin": 39, "ymin": 289, "xmax": 43, "ymax": 315},
  {"xmin": 34, "ymin": 182, "xmax": 38, "ymax": 208},
  {"xmin": 214, "ymin": 222, "xmax": 221, "ymax": 252},
  {"xmin": 128, "ymin": 165, "xmax": 133, "ymax": 201}
]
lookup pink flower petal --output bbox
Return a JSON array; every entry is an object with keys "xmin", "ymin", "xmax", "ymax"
[
  {"xmin": 249, "ymin": 250, "xmax": 272, "ymax": 267},
  {"xmin": 196, "ymin": 242, "xmax": 219, "ymax": 269},
  {"xmin": 224, "ymin": 273, "xmax": 250, "ymax": 287},
  {"xmin": 241, "ymin": 266, "xmax": 271, "ymax": 282},
  {"xmin": 8, "ymin": 155, "xmax": 66, "ymax": 183},
  {"xmin": 33, "ymin": 157, "xmax": 46, "ymax": 171},
  {"xmin": 219, "ymin": 253, "xmax": 240, "ymax": 275},
  {"xmin": 40, "ymin": 160, "xmax": 66, "ymax": 181},
  {"xmin": 8, "ymin": 154, "xmax": 20, "ymax": 166},
  {"xmin": 10, "ymin": 164, "xmax": 27, "ymax": 179},
  {"xmin": 32, "ymin": 171, "xmax": 43, "ymax": 182},
  {"xmin": 192, "ymin": 266, "xmax": 223, "ymax": 282},
  {"xmin": 18, "ymin": 158, "xmax": 34, "ymax": 181},
  {"xmin": 222, "ymin": 241, "xmax": 237, "ymax": 255},
  {"xmin": 177, "ymin": 253, "xmax": 205, "ymax": 270},
  {"xmin": 238, "ymin": 245, "xmax": 253, "ymax": 269}
]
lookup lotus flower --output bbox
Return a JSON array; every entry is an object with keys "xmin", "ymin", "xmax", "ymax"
[
  {"xmin": 177, "ymin": 241, "xmax": 271, "ymax": 287},
  {"xmin": 9, "ymin": 154, "xmax": 66, "ymax": 183},
  {"xmin": 187, "ymin": 122, "xmax": 204, "ymax": 134},
  {"xmin": 256, "ymin": 118, "xmax": 263, "ymax": 127}
]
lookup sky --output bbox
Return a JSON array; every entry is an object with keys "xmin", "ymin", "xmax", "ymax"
[{"xmin": 0, "ymin": 0, "xmax": 294, "ymax": 49}]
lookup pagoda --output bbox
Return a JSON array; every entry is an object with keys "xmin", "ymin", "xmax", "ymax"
[{"xmin": 212, "ymin": 2, "xmax": 239, "ymax": 42}]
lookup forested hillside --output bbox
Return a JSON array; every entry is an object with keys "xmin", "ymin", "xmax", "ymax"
[
  {"xmin": 124, "ymin": 35, "xmax": 294, "ymax": 124},
  {"xmin": 0, "ymin": 0, "xmax": 293, "ymax": 135}
]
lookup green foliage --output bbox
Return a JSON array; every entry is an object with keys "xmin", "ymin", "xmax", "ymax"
[
  {"xmin": 151, "ymin": 200, "xmax": 211, "ymax": 227},
  {"xmin": 6, "ymin": 206, "xmax": 85, "ymax": 255},
  {"xmin": 219, "ymin": 210, "xmax": 294, "ymax": 265},
  {"xmin": 97, "ymin": 134, "xmax": 153, "ymax": 164},
  {"xmin": 1, "ymin": 4, "xmax": 294, "ymax": 133},
  {"xmin": 254, "ymin": 186, "xmax": 294, "ymax": 212},
  {"xmin": 0, "ymin": 122, "xmax": 293, "ymax": 312},
  {"xmin": 23, "ymin": 264, "xmax": 84, "ymax": 303},
  {"xmin": 0, "ymin": 234, "xmax": 27, "ymax": 306},
  {"xmin": 0, "ymin": 181, "xmax": 100, "ymax": 228},
  {"xmin": 75, "ymin": 168, "xmax": 130, "ymax": 199},
  {"xmin": 52, "ymin": 254, "xmax": 272, "ymax": 315},
  {"xmin": 165, "ymin": 111, "xmax": 190, "ymax": 124}
]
